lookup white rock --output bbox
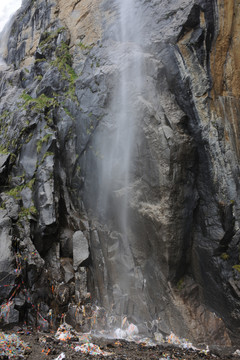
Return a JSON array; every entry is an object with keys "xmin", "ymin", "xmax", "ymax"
[
  {"xmin": 54, "ymin": 352, "xmax": 65, "ymax": 360},
  {"xmin": 114, "ymin": 328, "xmax": 127, "ymax": 338},
  {"xmin": 126, "ymin": 323, "xmax": 139, "ymax": 337}
]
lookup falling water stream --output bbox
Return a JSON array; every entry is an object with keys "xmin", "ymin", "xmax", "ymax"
[
  {"xmin": 98, "ymin": 0, "xmax": 142, "ymax": 231},
  {"xmin": 0, "ymin": 0, "xmax": 22, "ymax": 65},
  {"xmin": 93, "ymin": 0, "xmax": 150, "ymax": 322}
]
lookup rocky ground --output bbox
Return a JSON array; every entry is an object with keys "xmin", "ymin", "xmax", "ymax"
[{"xmin": 1, "ymin": 327, "xmax": 240, "ymax": 360}]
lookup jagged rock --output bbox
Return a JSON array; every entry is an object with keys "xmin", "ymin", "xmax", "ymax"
[
  {"xmin": 0, "ymin": 194, "xmax": 20, "ymax": 221},
  {"xmin": 0, "ymin": 154, "xmax": 10, "ymax": 168},
  {"xmin": 44, "ymin": 243, "xmax": 61, "ymax": 282},
  {"xmin": 60, "ymin": 229, "xmax": 73, "ymax": 258},
  {"xmin": 75, "ymin": 267, "xmax": 88, "ymax": 303},
  {"xmin": 0, "ymin": 153, "xmax": 10, "ymax": 185},
  {"xmin": 79, "ymin": 219, "xmax": 90, "ymax": 232},
  {"xmin": 72, "ymin": 231, "xmax": 89, "ymax": 269},
  {"xmin": 0, "ymin": 0, "xmax": 239, "ymax": 347},
  {"xmin": 65, "ymin": 304, "xmax": 83, "ymax": 330},
  {"xmin": 0, "ymin": 301, "xmax": 19, "ymax": 325},
  {"xmin": 56, "ymin": 284, "xmax": 70, "ymax": 306},
  {"xmin": 60, "ymin": 258, "xmax": 74, "ymax": 283},
  {"xmin": 20, "ymin": 187, "xmax": 33, "ymax": 209},
  {"xmin": 0, "ymin": 209, "xmax": 15, "ymax": 299}
]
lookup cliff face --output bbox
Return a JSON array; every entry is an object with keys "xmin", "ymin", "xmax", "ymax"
[{"xmin": 0, "ymin": 0, "xmax": 239, "ymax": 346}]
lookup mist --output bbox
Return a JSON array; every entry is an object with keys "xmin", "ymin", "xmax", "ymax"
[
  {"xmin": 0, "ymin": 0, "xmax": 22, "ymax": 32},
  {"xmin": 90, "ymin": 0, "xmax": 150, "ymax": 319},
  {"xmin": 0, "ymin": 0, "xmax": 22, "ymax": 65}
]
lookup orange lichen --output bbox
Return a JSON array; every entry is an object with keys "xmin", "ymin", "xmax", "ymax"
[
  {"xmin": 210, "ymin": 0, "xmax": 235, "ymax": 98},
  {"xmin": 210, "ymin": 0, "xmax": 240, "ymax": 158}
]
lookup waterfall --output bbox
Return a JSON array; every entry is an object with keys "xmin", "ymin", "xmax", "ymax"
[
  {"xmin": 90, "ymin": 0, "xmax": 149, "ymax": 320},
  {"xmin": 98, "ymin": 0, "xmax": 142, "ymax": 231},
  {"xmin": 0, "ymin": 0, "xmax": 22, "ymax": 65}
]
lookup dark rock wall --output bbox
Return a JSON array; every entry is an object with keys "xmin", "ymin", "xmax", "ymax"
[
  {"xmin": 173, "ymin": 0, "xmax": 240, "ymax": 344},
  {"xmin": 0, "ymin": 0, "xmax": 239, "ymax": 346}
]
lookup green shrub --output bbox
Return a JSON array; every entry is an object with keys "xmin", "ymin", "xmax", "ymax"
[
  {"xmin": 233, "ymin": 265, "xmax": 240, "ymax": 273},
  {"xmin": 220, "ymin": 253, "xmax": 229, "ymax": 261}
]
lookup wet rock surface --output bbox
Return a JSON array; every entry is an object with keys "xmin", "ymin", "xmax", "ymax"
[{"xmin": 0, "ymin": 0, "xmax": 239, "ymax": 349}]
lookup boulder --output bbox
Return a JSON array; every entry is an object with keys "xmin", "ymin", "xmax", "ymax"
[{"xmin": 72, "ymin": 231, "xmax": 89, "ymax": 269}]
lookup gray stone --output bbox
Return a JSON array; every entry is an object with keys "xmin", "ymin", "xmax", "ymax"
[
  {"xmin": 56, "ymin": 284, "xmax": 70, "ymax": 306},
  {"xmin": 72, "ymin": 230, "xmax": 89, "ymax": 269},
  {"xmin": 20, "ymin": 187, "xmax": 33, "ymax": 209},
  {"xmin": 0, "ymin": 210, "xmax": 13, "ymax": 273},
  {"xmin": 44, "ymin": 242, "xmax": 61, "ymax": 282},
  {"xmin": 80, "ymin": 219, "xmax": 90, "ymax": 232},
  {"xmin": 0, "ymin": 301, "xmax": 19, "ymax": 325},
  {"xmin": 60, "ymin": 258, "xmax": 74, "ymax": 283},
  {"xmin": 0, "ymin": 194, "xmax": 19, "ymax": 221},
  {"xmin": 75, "ymin": 267, "xmax": 88, "ymax": 302},
  {"xmin": 65, "ymin": 304, "xmax": 83, "ymax": 330},
  {"xmin": 60, "ymin": 229, "xmax": 73, "ymax": 258},
  {"xmin": 0, "ymin": 153, "xmax": 9, "ymax": 169}
]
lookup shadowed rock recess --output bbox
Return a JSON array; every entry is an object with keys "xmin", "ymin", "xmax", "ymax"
[{"xmin": 0, "ymin": 0, "xmax": 239, "ymax": 347}]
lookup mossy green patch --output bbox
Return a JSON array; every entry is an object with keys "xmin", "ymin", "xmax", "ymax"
[
  {"xmin": 6, "ymin": 185, "xmax": 24, "ymax": 199},
  {"xmin": 19, "ymin": 205, "xmax": 38, "ymax": 220},
  {"xmin": 41, "ymin": 151, "xmax": 54, "ymax": 164},
  {"xmin": 0, "ymin": 145, "xmax": 9, "ymax": 155},
  {"xmin": 37, "ymin": 133, "xmax": 53, "ymax": 153},
  {"xmin": 220, "ymin": 253, "xmax": 229, "ymax": 261},
  {"xmin": 51, "ymin": 41, "xmax": 78, "ymax": 101},
  {"xmin": 177, "ymin": 278, "xmax": 184, "ymax": 290},
  {"xmin": 233, "ymin": 265, "xmax": 240, "ymax": 273},
  {"xmin": 39, "ymin": 27, "xmax": 66, "ymax": 49},
  {"xmin": 21, "ymin": 92, "xmax": 58, "ymax": 112},
  {"xmin": 77, "ymin": 42, "xmax": 94, "ymax": 51},
  {"xmin": 34, "ymin": 58, "xmax": 46, "ymax": 64},
  {"xmin": 34, "ymin": 75, "xmax": 43, "ymax": 81},
  {"xmin": 6, "ymin": 179, "xmax": 35, "ymax": 199}
]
